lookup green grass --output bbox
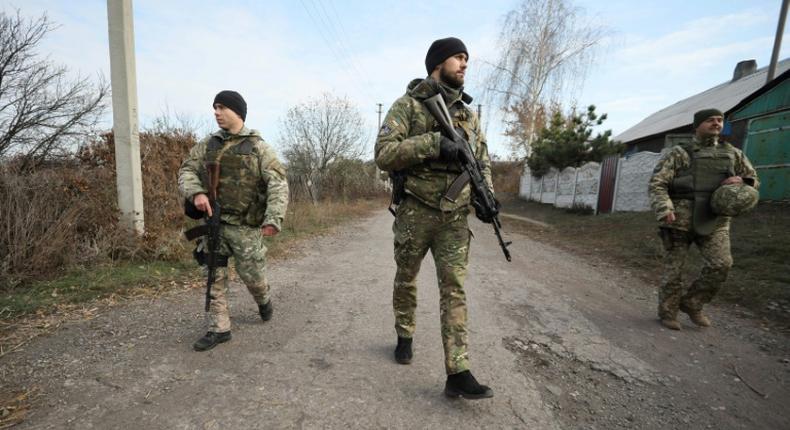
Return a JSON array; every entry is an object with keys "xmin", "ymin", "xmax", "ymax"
[
  {"xmin": 500, "ymin": 197, "xmax": 790, "ymax": 326},
  {"xmin": 0, "ymin": 260, "xmax": 199, "ymax": 318}
]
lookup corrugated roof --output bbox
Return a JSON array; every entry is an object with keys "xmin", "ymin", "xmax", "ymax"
[{"xmin": 614, "ymin": 58, "xmax": 790, "ymax": 143}]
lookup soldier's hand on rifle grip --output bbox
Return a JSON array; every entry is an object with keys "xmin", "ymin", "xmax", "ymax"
[
  {"xmin": 261, "ymin": 225, "xmax": 279, "ymax": 237},
  {"xmin": 439, "ymin": 136, "xmax": 464, "ymax": 162},
  {"xmin": 194, "ymin": 193, "xmax": 213, "ymax": 217},
  {"xmin": 664, "ymin": 212, "xmax": 676, "ymax": 224}
]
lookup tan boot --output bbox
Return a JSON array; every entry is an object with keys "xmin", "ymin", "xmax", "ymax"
[
  {"xmin": 680, "ymin": 303, "xmax": 712, "ymax": 327},
  {"xmin": 686, "ymin": 311, "xmax": 711, "ymax": 327},
  {"xmin": 660, "ymin": 318, "xmax": 682, "ymax": 330}
]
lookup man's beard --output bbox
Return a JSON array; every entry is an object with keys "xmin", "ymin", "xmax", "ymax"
[{"xmin": 439, "ymin": 66, "xmax": 464, "ymax": 88}]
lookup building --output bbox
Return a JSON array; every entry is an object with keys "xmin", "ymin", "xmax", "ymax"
[
  {"xmin": 727, "ymin": 68, "xmax": 789, "ymax": 200},
  {"xmin": 614, "ymin": 58, "xmax": 790, "ymax": 153}
]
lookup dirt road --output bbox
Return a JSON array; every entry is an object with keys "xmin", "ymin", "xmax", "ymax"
[{"xmin": 3, "ymin": 210, "xmax": 788, "ymax": 429}]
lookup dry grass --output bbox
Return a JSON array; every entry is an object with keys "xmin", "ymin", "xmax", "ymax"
[
  {"xmin": 0, "ymin": 388, "xmax": 38, "ymax": 429},
  {"xmin": 1, "ymin": 122, "xmax": 387, "ymax": 321},
  {"xmin": 265, "ymin": 198, "xmax": 385, "ymax": 260}
]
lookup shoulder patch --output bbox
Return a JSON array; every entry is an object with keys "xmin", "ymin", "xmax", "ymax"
[{"xmin": 378, "ymin": 123, "xmax": 392, "ymax": 137}]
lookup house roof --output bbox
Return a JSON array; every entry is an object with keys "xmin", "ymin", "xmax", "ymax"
[{"xmin": 614, "ymin": 58, "xmax": 790, "ymax": 144}]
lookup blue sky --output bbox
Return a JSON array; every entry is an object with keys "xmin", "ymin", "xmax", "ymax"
[{"xmin": 3, "ymin": 0, "xmax": 788, "ymax": 158}]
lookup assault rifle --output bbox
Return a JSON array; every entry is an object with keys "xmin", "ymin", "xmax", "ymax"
[
  {"xmin": 184, "ymin": 161, "xmax": 224, "ymax": 311},
  {"xmin": 423, "ymin": 94, "xmax": 512, "ymax": 262}
]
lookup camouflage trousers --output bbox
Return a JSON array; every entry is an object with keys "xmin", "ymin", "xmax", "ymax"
[
  {"xmin": 201, "ymin": 224, "xmax": 270, "ymax": 333},
  {"xmin": 392, "ymin": 196, "xmax": 471, "ymax": 375},
  {"xmin": 658, "ymin": 227, "xmax": 732, "ymax": 319}
]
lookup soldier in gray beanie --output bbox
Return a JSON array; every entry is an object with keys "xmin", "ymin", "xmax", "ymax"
[{"xmin": 647, "ymin": 108, "xmax": 759, "ymax": 331}]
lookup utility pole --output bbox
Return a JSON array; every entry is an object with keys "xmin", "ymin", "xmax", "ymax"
[
  {"xmin": 107, "ymin": 0, "xmax": 144, "ymax": 234},
  {"xmin": 376, "ymin": 103, "xmax": 384, "ymax": 182},
  {"xmin": 477, "ymin": 104, "xmax": 482, "ymax": 122},
  {"xmin": 767, "ymin": 0, "xmax": 789, "ymax": 83}
]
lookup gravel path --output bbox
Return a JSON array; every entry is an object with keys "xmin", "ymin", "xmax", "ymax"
[{"xmin": 2, "ymin": 210, "xmax": 788, "ymax": 429}]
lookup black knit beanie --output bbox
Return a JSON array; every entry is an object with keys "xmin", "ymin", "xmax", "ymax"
[
  {"xmin": 425, "ymin": 37, "xmax": 469, "ymax": 75},
  {"xmin": 693, "ymin": 108, "xmax": 723, "ymax": 129},
  {"xmin": 213, "ymin": 90, "xmax": 247, "ymax": 121}
]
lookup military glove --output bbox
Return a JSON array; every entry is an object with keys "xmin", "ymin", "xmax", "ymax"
[
  {"xmin": 438, "ymin": 136, "xmax": 461, "ymax": 162},
  {"xmin": 439, "ymin": 136, "xmax": 469, "ymax": 163},
  {"xmin": 472, "ymin": 196, "xmax": 501, "ymax": 224}
]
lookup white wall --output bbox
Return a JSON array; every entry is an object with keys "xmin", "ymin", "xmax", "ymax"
[
  {"xmin": 575, "ymin": 162, "xmax": 601, "ymax": 211},
  {"xmin": 613, "ymin": 152, "xmax": 664, "ymax": 212},
  {"xmin": 540, "ymin": 169, "xmax": 558, "ymax": 204},
  {"xmin": 555, "ymin": 167, "xmax": 577, "ymax": 208},
  {"xmin": 518, "ymin": 152, "xmax": 662, "ymax": 214}
]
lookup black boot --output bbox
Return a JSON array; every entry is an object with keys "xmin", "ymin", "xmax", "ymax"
[
  {"xmin": 193, "ymin": 331, "xmax": 231, "ymax": 351},
  {"xmin": 394, "ymin": 336, "xmax": 412, "ymax": 364},
  {"xmin": 259, "ymin": 301, "xmax": 273, "ymax": 322},
  {"xmin": 444, "ymin": 370, "xmax": 494, "ymax": 399}
]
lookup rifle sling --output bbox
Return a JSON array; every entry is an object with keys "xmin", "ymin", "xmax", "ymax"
[{"xmin": 442, "ymin": 171, "xmax": 471, "ymax": 203}]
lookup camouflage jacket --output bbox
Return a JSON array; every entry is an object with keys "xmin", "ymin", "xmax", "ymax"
[
  {"xmin": 375, "ymin": 77, "xmax": 493, "ymax": 212},
  {"xmin": 178, "ymin": 126, "xmax": 289, "ymax": 231},
  {"xmin": 647, "ymin": 137, "xmax": 759, "ymax": 232}
]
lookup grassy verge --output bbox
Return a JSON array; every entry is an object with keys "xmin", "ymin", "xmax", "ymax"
[
  {"xmin": 0, "ymin": 198, "xmax": 385, "ymax": 322},
  {"xmin": 0, "ymin": 261, "xmax": 198, "ymax": 319},
  {"xmin": 500, "ymin": 195, "xmax": 790, "ymax": 328}
]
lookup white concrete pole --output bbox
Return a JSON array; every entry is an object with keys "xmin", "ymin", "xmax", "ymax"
[{"xmin": 107, "ymin": 0, "xmax": 144, "ymax": 234}]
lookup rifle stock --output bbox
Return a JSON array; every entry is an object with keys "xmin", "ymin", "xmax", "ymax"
[{"xmin": 424, "ymin": 94, "xmax": 512, "ymax": 262}]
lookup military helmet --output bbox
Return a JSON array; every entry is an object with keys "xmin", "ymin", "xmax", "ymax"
[{"xmin": 710, "ymin": 183, "xmax": 759, "ymax": 216}]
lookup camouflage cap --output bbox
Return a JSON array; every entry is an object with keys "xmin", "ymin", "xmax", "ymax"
[{"xmin": 710, "ymin": 183, "xmax": 759, "ymax": 216}]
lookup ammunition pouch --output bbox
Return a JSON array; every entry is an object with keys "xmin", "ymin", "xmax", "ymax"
[{"xmin": 243, "ymin": 190, "xmax": 269, "ymax": 227}]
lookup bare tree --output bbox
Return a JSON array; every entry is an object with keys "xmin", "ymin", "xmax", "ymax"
[
  {"xmin": 483, "ymin": 0, "xmax": 606, "ymax": 157},
  {"xmin": 0, "ymin": 10, "xmax": 109, "ymax": 171},
  {"xmin": 280, "ymin": 93, "xmax": 367, "ymax": 202}
]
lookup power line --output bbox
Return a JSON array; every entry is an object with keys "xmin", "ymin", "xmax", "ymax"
[
  {"xmin": 313, "ymin": 0, "xmax": 375, "ymax": 94},
  {"xmin": 299, "ymin": 0, "xmax": 375, "ymax": 100},
  {"xmin": 298, "ymin": 1, "xmax": 355, "ymax": 81},
  {"xmin": 324, "ymin": 0, "xmax": 372, "ymax": 87}
]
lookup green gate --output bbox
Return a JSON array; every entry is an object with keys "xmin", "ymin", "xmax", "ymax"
[{"xmin": 743, "ymin": 111, "xmax": 789, "ymax": 200}]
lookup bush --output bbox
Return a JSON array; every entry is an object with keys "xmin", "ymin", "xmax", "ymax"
[
  {"xmin": 527, "ymin": 105, "xmax": 623, "ymax": 176},
  {"xmin": 491, "ymin": 160, "xmax": 523, "ymax": 195},
  {"xmin": 288, "ymin": 158, "xmax": 387, "ymax": 203},
  {"xmin": 0, "ymin": 126, "xmax": 197, "ymax": 290}
]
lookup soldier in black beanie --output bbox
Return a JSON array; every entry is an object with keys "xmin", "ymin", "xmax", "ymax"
[
  {"xmin": 425, "ymin": 37, "xmax": 469, "ymax": 76},
  {"xmin": 375, "ymin": 35, "xmax": 496, "ymax": 400},
  {"xmin": 179, "ymin": 89, "xmax": 289, "ymax": 351},
  {"xmin": 213, "ymin": 90, "xmax": 247, "ymax": 122}
]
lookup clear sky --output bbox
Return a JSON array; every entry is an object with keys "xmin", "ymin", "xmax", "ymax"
[{"xmin": 3, "ymin": 0, "xmax": 788, "ymax": 159}]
